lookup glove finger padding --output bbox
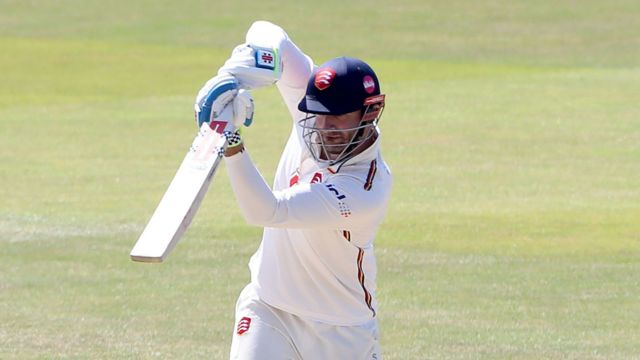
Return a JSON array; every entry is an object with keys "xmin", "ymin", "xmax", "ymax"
[
  {"xmin": 211, "ymin": 89, "xmax": 237, "ymax": 120},
  {"xmin": 233, "ymin": 89, "xmax": 254, "ymax": 128},
  {"xmin": 194, "ymin": 74, "xmax": 238, "ymax": 128}
]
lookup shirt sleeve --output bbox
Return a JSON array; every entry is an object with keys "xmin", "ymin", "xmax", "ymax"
[
  {"xmin": 224, "ymin": 150, "xmax": 383, "ymax": 230},
  {"xmin": 276, "ymin": 38, "xmax": 314, "ymax": 122}
]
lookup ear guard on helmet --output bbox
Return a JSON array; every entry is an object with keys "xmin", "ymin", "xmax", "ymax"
[{"xmin": 362, "ymin": 94, "xmax": 385, "ymax": 123}]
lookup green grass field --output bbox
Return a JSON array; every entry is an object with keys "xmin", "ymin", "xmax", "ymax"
[{"xmin": 1, "ymin": 1, "xmax": 639, "ymax": 358}]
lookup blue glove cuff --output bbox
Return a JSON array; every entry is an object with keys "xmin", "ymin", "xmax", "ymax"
[{"xmin": 197, "ymin": 78, "xmax": 238, "ymax": 128}]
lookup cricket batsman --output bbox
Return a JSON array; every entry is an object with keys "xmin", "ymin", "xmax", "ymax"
[{"xmin": 195, "ymin": 21, "xmax": 391, "ymax": 359}]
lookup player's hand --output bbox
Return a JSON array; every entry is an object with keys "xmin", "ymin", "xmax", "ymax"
[
  {"xmin": 222, "ymin": 89, "xmax": 254, "ymax": 156},
  {"xmin": 194, "ymin": 73, "xmax": 238, "ymax": 128},
  {"xmin": 232, "ymin": 89, "xmax": 254, "ymax": 128},
  {"xmin": 218, "ymin": 43, "xmax": 281, "ymax": 90}
]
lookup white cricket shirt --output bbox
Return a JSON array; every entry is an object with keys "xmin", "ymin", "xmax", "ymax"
[{"xmin": 224, "ymin": 39, "xmax": 392, "ymax": 326}]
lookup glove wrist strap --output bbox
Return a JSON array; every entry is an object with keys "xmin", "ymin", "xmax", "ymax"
[{"xmin": 224, "ymin": 128, "xmax": 243, "ymax": 149}]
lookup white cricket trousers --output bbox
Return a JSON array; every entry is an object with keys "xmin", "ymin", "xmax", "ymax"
[{"xmin": 229, "ymin": 284, "xmax": 382, "ymax": 360}]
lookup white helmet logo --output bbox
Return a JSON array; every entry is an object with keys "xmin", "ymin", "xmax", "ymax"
[
  {"xmin": 363, "ymin": 75, "xmax": 376, "ymax": 94},
  {"xmin": 314, "ymin": 68, "xmax": 336, "ymax": 90}
]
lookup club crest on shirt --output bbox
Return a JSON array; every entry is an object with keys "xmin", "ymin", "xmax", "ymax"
[
  {"xmin": 289, "ymin": 170, "xmax": 323, "ymax": 187},
  {"xmin": 311, "ymin": 172, "xmax": 323, "ymax": 184},
  {"xmin": 237, "ymin": 317, "xmax": 252, "ymax": 335}
]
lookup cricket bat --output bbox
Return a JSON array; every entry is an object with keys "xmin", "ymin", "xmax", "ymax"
[{"xmin": 130, "ymin": 106, "xmax": 234, "ymax": 263}]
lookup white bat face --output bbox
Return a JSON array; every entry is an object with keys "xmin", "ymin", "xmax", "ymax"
[{"xmin": 130, "ymin": 106, "xmax": 235, "ymax": 263}]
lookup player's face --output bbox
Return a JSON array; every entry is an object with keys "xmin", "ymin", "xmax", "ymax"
[{"xmin": 314, "ymin": 110, "xmax": 362, "ymax": 160}]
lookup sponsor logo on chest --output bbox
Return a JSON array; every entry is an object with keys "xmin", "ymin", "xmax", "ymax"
[{"xmin": 326, "ymin": 183, "xmax": 351, "ymax": 218}]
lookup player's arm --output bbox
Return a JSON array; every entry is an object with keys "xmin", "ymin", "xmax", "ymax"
[
  {"xmin": 195, "ymin": 61, "xmax": 373, "ymax": 231},
  {"xmin": 216, "ymin": 21, "xmax": 314, "ymax": 121},
  {"xmin": 273, "ymin": 29, "xmax": 314, "ymax": 121},
  {"xmin": 216, "ymin": 21, "xmax": 285, "ymax": 90},
  {"xmin": 224, "ymin": 150, "xmax": 388, "ymax": 230}
]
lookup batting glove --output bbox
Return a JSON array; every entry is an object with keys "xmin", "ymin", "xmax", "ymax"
[
  {"xmin": 233, "ymin": 89, "xmax": 254, "ymax": 128},
  {"xmin": 194, "ymin": 73, "xmax": 238, "ymax": 128},
  {"xmin": 222, "ymin": 89, "xmax": 254, "ymax": 150},
  {"xmin": 218, "ymin": 43, "xmax": 281, "ymax": 90}
]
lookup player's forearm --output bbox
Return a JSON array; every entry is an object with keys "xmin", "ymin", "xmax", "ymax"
[
  {"xmin": 276, "ymin": 37, "xmax": 314, "ymax": 120},
  {"xmin": 224, "ymin": 150, "xmax": 279, "ymax": 226},
  {"xmin": 224, "ymin": 153, "xmax": 374, "ymax": 230},
  {"xmin": 277, "ymin": 39, "xmax": 314, "ymax": 89}
]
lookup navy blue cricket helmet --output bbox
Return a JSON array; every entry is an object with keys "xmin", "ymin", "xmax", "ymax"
[{"xmin": 298, "ymin": 57, "xmax": 382, "ymax": 115}]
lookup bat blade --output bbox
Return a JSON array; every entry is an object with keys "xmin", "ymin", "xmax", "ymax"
[{"xmin": 130, "ymin": 109, "xmax": 233, "ymax": 263}]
